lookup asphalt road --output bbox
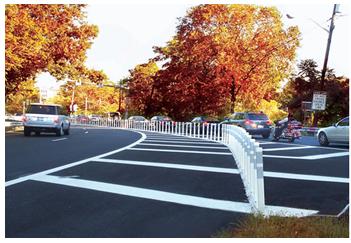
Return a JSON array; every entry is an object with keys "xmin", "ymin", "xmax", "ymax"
[
  {"xmin": 5, "ymin": 125, "xmax": 349, "ymax": 237},
  {"xmin": 5, "ymin": 126, "xmax": 246, "ymax": 237}
]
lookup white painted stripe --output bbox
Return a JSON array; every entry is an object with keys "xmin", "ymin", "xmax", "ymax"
[
  {"xmin": 95, "ymin": 158, "xmax": 239, "ymax": 174},
  {"xmin": 260, "ymin": 141, "xmax": 349, "ymax": 151},
  {"xmin": 145, "ymin": 140, "xmax": 221, "ymax": 145},
  {"xmin": 30, "ymin": 174, "xmax": 319, "ymax": 216},
  {"xmin": 52, "ymin": 138, "xmax": 67, "ymax": 142},
  {"xmin": 263, "ymin": 146, "xmax": 314, "ymax": 152},
  {"xmin": 264, "ymin": 171, "xmax": 349, "ymax": 183},
  {"xmin": 5, "ymin": 132, "xmax": 147, "ymax": 187},
  {"xmin": 263, "ymin": 151, "xmax": 349, "ymax": 160},
  {"xmin": 127, "ymin": 147, "xmax": 232, "ymax": 155},
  {"xmin": 32, "ymin": 174, "xmax": 253, "ymax": 213},
  {"xmin": 138, "ymin": 143, "xmax": 228, "ymax": 150},
  {"xmin": 146, "ymin": 137, "xmax": 210, "ymax": 142},
  {"xmin": 35, "ymin": 174, "xmax": 319, "ymax": 216}
]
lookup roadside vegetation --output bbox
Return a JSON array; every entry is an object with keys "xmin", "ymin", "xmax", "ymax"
[{"xmin": 214, "ymin": 213, "xmax": 349, "ymax": 238}]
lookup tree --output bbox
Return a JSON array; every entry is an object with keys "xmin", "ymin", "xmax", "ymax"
[
  {"xmin": 127, "ymin": 62, "xmax": 159, "ymax": 117},
  {"xmin": 48, "ymin": 81, "xmax": 124, "ymax": 116},
  {"xmin": 152, "ymin": 4, "xmax": 301, "ymax": 119},
  {"xmin": 280, "ymin": 59, "xmax": 349, "ymax": 126},
  {"xmin": 5, "ymin": 4, "xmax": 106, "ymax": 98}
]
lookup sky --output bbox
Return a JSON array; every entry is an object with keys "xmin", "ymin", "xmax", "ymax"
[{"xmin": 35, "ymin": 1, "xmax": 350, "ymax": 89}]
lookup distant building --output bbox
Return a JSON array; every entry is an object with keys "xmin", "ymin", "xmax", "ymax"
[{"xmin": 40, "ymin": 87, "xmax": 59, "ymax": 102}]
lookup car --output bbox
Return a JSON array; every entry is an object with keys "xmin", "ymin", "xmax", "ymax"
[
  {"xmin": 290, "ymin": 120, "xmax": 302, "ymax": 129},
  {"xmin": 221, "ymin": 111, "xmax": 271, "ymax": 138},
  {"xmin": 88, "ymin": 114, "xmax": 101, "ymax": 122},
  {"xmin": 128, "ymin": 116, "xmax": 148, "ymax": 122},
  {"xmin": 12, "ymin": 113, "xmax": 23, "ymax": 121},
  {"xmin": 5, "ymin": 114, "xmax": 13, "ymax": 121},
  {"xmin": 150, "ymin": 116, "xmax": 175, "ymax": 124},
  {"xmin": 190, "ymin": 116, "xmax": 221, "ymax": 125},
  {"xmin": 317, "ymin": 117, "xmax": 349, "ymax": 146},
  {"xmin": 77, "ymin": 115, "xmax": 89, "ymax": 122},
  {"xmin": 23, "ymin": 103, "xmax": 70, "ymax": 136},
  {"xmin": 188, "ymin": 116, "xmax": 222, "ymax": 135}
]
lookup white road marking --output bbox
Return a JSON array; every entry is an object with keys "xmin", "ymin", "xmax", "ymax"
[
  {"xmin": 263, "ymin": 146, "xmax": 315, "ymax": 152},
  {"xmin": 264, "ymin": 171, "xmax": 349, "ymax": 183},
  {"xmin": 30, "ymin": 174, "xmax": 318, "ymax": 217},
  {"xmin": 263, "ymin": 151, "xmax": 349, "ymax": 160},
  {"xmin": 8, "ymin": 129, "xmax": 347, "ymax": 217},
  {"xmin": 5, "ymin": 132, "xmax": 147, "ymax": 187},
  {"xmin": 127, "ymin": 147, "xmax": 232, "ymax": 155},
  {"xmin": 137, "ymin": 143, "xmax": 228, "ymax": 150},
  {"xmin": 145, "ymin": 140, "xmax": 222, "ymax": 145},
  {"xmin": 95, "ymin": 158, "xmax": 239, "ymax": 174},
  {"xmin": 52, "ymin": 138, "xmax": 67, "ymax": 142}
]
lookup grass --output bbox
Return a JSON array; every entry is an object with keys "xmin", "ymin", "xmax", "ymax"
[{"xmin": 214, "ymin": 213, "xmax": 349, "ymax": 238}]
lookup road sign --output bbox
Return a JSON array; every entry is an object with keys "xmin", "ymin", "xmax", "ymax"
[{"xmin": 312, "ymin": 91, "xmax": 327, "ymax": 110}]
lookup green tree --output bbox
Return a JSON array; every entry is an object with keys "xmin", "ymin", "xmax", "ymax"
[{"xmin": 280, "ymin": 59, "xmax": 349, "ymax": 126}]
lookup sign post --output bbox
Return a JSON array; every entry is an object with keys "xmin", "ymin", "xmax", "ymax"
[{"xmin": 312, "ymin": 91, "xmax": 327, "ymax": 111}]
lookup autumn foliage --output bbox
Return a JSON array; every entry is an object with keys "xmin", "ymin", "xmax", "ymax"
[
  {"xmin": 128, "ymin": 4, "xmax": 301, "ymax": 120},
  {"xmin": 5, "ymin": 4, "xmax": 106, "ymax": 99}
]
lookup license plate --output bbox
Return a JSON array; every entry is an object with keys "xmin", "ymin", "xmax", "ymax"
[
  {"xmin": 37, "ymin": 117, "xmax": 44, "ymax": 121},
  {"xmin": 258, "ymin": 125, "xmax": 263, "ymax": 128}
]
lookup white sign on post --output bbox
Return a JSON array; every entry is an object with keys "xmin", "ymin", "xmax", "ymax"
[{"xmin": 312, "ymin": 91, "xmax": 327, "ymax": 110}]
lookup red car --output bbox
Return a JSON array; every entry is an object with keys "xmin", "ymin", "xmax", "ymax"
[
  {"xmin": 77, "ymin": 115, "xmax": 89, "ymax": 122},
  {"xmin": 290, "ymin": 120, "xmax": 302, "ymax": 129}
]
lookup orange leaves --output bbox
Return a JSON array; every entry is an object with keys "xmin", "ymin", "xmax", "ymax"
[
  {"xmin": 150, "ymin": 4, "xmax": 301, "ymax": 117},
  {"xmin": 5, "ymin": 4, "xmax": 102, "ymax": 97}
]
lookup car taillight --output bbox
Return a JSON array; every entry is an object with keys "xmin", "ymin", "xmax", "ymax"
[
  {"xmin": 266, "ymin": 120, "xmax": 271, "ymax": 125},
  {"xmin": 54, "ymin": 117, "xmax": 59, "ymax": 123},
  {"xmin": 244, "ymin": 120, "xmax": 254, "ymax": 125},
  {"xmin": 23, "ymin": 115, "xmax": 27, "ymax": 122}
]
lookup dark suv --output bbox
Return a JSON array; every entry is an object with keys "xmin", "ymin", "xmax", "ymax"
[{"xmin": 221, "ymin": 111, "xmax": 271, "ymax": 138}]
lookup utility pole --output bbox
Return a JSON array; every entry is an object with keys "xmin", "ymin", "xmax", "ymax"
[{"xmin": 312, "ymin": 4, "xmax": 339, "ymax": 127}]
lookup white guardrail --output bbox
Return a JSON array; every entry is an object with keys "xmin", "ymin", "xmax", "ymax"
[{"xmin": 72, "ymin": 119, "xmax": 265, "ymax": 213}]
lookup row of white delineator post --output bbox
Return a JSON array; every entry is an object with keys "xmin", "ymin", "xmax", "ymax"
[
  {"xmin": 72, "ymin": 119, "xmax": 265, "ymax": 213},
  {"xmin": 221, "ymin": 124, "xmax": 265, "ymax": 214}
]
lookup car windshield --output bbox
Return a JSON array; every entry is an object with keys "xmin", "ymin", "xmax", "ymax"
[
  {"xmin": 248, "ymin": 113, "xmax": 269, "ymax": 120},
  {"xmin": 27, "ymin": 105, "xmax": 55, "ymax": 115}
]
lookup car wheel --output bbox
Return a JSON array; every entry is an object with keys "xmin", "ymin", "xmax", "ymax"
[
  {"xmin": 262, "ymin": 133, "xmax": 270, "ymax": 139},
  {"xmin": 24, "ymin": 127, "xmax": 31, "ymax": 136},
  {"xmin": 64, "ymin": 124, "xmax": 70, "ymax": 135},
  {"xmin": 56, "ymin": 125, "xmax": 64, "ymax": 137},
  {"xmin": 318, "ymin": 132, "xmax": 329, "ymax": 146}
]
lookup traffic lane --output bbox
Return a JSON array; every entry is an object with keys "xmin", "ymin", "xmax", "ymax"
[
  {"xmin": 254, "ymin": 134, "xmax": 350, "ymax": 148},
  {"xmin": 262, "ymin": 156, "xmax": 349, "ymax": 178},
  {"xmin": 5, "ymin": 126, "xmax": 142, "ymax": 181},
  {"xmin": 104, "ymin": 150, "xmax": 237, "ymax": 169},
  {"xmin": 50, "ymin": 161, "xmax": 247, "ymax": 202},
  {"xmin": 6, "ymin": 180, "xmax": 243, "ymax": 238},
  {"xmin": 257, "ymin": 135, "xmax": 349, "ymax": 215},
  {"xmin": 264, "ymin": 178, "xmax": 349, "ymax": 215}
]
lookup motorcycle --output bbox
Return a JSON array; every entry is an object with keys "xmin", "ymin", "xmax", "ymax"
[{"xmin": 272, "ymin": 120, "xmax": 302, "ymax": 142}]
